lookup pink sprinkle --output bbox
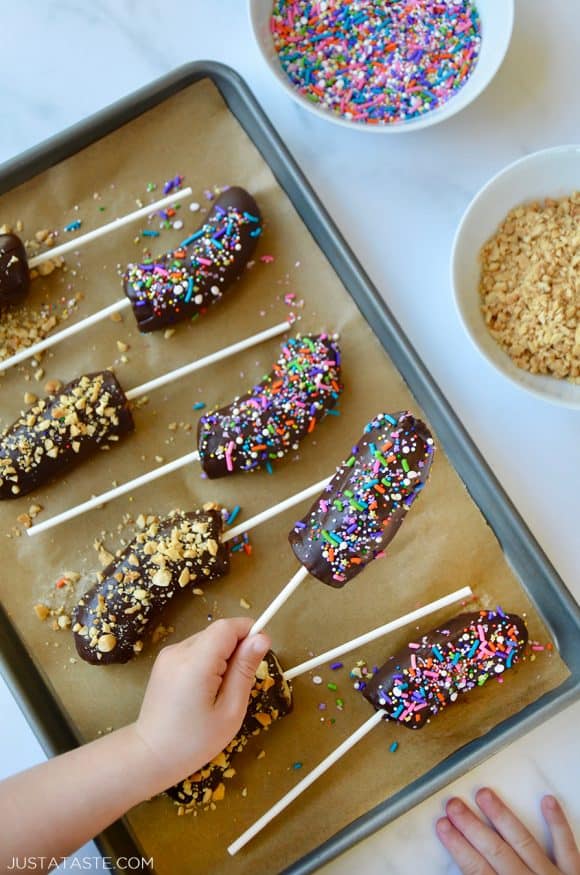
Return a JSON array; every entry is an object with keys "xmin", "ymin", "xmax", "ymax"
[
  {"xmin": 531, "ymin": 645, "xmax": 545, "ymax": 651},
  {"xmin": 197, "ymin": 257, "xmax": 212, "ymax": 266},
  {"xmin": 423, "ymin": 670, "xmax": 440, "ymax": 679},
  {"xmin": 260, "ymin": 254, "xmax": 275, "ymax": 263},
  {"xmin": 477, "ymin": 624, "xmax": 486, "ymax": 642},
  {"xmin": 408, "ymin": 642, "xmax": 420, "ymax": 650},
  {"xmin": 410, "ymin": 654, "xmax": 417, "ymax": 670},
  {"xmin": 399, "ymin": 703, "xmax": 416, "ymax": 721},
  {"xmin": 225, "ymin": 440, "xmax": 235, "ymax": 473}
]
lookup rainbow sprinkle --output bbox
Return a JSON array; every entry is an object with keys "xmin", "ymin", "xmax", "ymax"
[{"xmin": 270, "ymin": 0, "xmax": 481, "ymax": 125}]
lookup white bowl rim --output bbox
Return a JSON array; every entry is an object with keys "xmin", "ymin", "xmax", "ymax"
[
  {"xmin": 450, "ymin": 143, "xmax": 580, "ymax": 409},
  {"xmin": 248, "ymin": 0, "xmax": 515, "ymax": 134}
]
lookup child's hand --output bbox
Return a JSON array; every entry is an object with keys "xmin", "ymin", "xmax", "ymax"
[
  {"xmin": 436, "ymin": 788, "xmax": 580, "ymax": 875},
  {"xmin": 132, "ymin": 618, "xmax": 270, "ymax": 795}
]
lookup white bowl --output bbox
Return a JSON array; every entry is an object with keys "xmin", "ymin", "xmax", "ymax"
[
  {"xmin": 248, "ymin": 0, "xmax": 514, "ymax": 133},
  {"xmin": 451, "ymin": 145, "xmax": 580, "ymax": 409}
]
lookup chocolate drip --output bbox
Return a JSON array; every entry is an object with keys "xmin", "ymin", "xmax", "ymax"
[
  {"xmin": 198, "ymin": 334, "xmax": 342, "ymax": 479},
  {"xmin": 363, "ymin": 610, "xmax": 528, "ymax": 729},
  {"xmin": 166, "ymin": 651, "xmax": 292, "ymax": 808},
  {"xmin": 0, "ymin": 370, "xmax": 134, "ymax": 499},
  {"xmin": 289, "ymin": 411, "xmax": 434, "ymax": 586},
  {"xmin": 123, "ymin": 187, "xmax": 262, "ymax": 333},
  {"xmin": 73, "ymin": 510, "xmax": 229, "ymax": 665},
  {"xmin": 0, "ymin": 233, "xmax": 30, "ymax": 309}
]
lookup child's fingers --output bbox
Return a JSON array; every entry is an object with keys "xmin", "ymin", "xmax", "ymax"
[
  {"xmin": 187, "ymin": 617, "xmax": 254, "ymax": 658},
  {"xmin": 475, "ymin": 788, "xmax": 558, "ymax": 874},
  {"xmin": 541, "ymin": 795, "xmax": 580, "ymax": 875},
  {"xmin": 436, "ymin": 815, "xmax": 496, "ymax": 875},
  {"xmin": 216, "ymin": 633, "xmax": 271, "ymax": 717},
  {"xmin": 162, "ymin": 619, "xmax": 256, "ymax": 702},
  {"xmin": 445, "ymin": 797, "xmax": 530, "ymax": 874}
]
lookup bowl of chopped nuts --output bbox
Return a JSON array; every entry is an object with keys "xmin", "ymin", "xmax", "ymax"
[{"xmin": 451, "ymin": 145, "xmax": 580, "ymax": 408}]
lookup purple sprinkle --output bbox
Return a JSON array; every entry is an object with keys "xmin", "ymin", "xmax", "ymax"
[{"xmin": 330, "ymin": 661, "xmax": 343, "ymax": 670}]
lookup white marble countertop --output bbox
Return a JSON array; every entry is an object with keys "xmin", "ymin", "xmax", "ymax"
[{"xmin": 0, "ymin": 1, "xmax": 578, "ymax": 873}]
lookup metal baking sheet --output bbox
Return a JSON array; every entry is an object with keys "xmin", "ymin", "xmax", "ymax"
[{"xmin": 0, "ymin": 62, "xmax": 578, "ymax": 875}]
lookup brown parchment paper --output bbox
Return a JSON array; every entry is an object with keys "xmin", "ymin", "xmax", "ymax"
[{"xmin": 0, "ymin": 79, "xmax": 570, "ymax": 875}]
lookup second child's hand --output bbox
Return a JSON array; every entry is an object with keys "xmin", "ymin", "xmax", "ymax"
[{"xmin": 437, "ymin": 789, "xmax": 580, "ymax": 875}]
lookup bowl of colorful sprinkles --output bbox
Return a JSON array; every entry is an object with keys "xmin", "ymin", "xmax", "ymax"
[
  {"xmin": 249, "ymin": 0, "xmax": 513, "ymax": 131},
  {"xmin": 451, "ymin": 145, "xmax": 580, "ymax": 409}
]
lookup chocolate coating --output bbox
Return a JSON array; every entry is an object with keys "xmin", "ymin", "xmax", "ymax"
[
  {"xmin": 123, "ymin": 187, "xmax": 262, "ymax": 333},
  {"xmin": 0, "ymin": 234, "xmax": 30, "ymax": 309},
  {"xmin": 73, "ymin": 509, "xmax": 229, "ymax": 665},
  {"xmin": 198, "ymin": 334, "xmax": 342, "ymax": 479},
  {"xmin": 289, "ymin": 411, "xmax": 434, "ymax": 586},
  {"xmin": 0, "ymin": 370, "xmax": 134, "ymax": 499},
  {"xmin": 166, "ymin": 650, "xmax": 292, "ymax": 808},
  {"xmin": 363, "ymin": 610, "xmax": 528, "ymax": 729}
]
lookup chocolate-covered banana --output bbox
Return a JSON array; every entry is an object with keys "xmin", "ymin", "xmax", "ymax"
[
  {"xmin": 0, "ymin": 233, "xmax": 30, "ymax": 309},
  {"xmin": 166, "ymin": 651, "xmax": 292, "ymax": 809},
  {"xmin": 289, "ymin": 411, "xmax": 434, "ymax": 586},
  {"xmin": 363, "ymin": 610, "xmax": 528, "ymax": 729},
  {"xmin": 0, "ymin": 371, "xmax": 134, "ymax": 499},
  {"xmin": 73, "ymin": 509, "xmax": 229, "ymax": 664},
  {"xmin": 198, "ymin": 334, "xmax": 342, "ymax": 479},
  {"xmin": 124, "ymin": 187, "xmax": 262, "ymax": 333}
]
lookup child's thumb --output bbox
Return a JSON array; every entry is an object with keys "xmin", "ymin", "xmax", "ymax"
[{"xmin": 217, "ymin": 632, "xmax": 271, "ymax": 716}]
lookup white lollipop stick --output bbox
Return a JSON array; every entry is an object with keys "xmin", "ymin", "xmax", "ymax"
[
  {"xmin": 228, "ymin": 710, "xmax": 384, "ymax": 856},
  {"xmin": 27, "ymin": 451, "xmax": 201, "ymax": 536},
  {"xmin": 223, "ymin": 476, "xmax": 332, "ymax": 543},
  {"xmin": 283, "ymin": 586, "xmax": 473, "ymax": 680},
  {"xmin": 0, "ymin": 299, "xmax": 131, "ymax": 372},
  {"xmin": 1, "ymin": 188, "xmax": 193, "ymax": 373},
  {"xmin": 230, "ymin": 586, "xmax": 472, "ymax": 853},
  {"xmin": 26, "ymin": 321, "xmax": 291, "ymax": 538},
  {"xmin": 27, "ymin": 187, "xmax": 193, "ymax": 268},
  {"xmin": 125, "ymin": 320, "xmax": 291, "ymax": 401},
  {"xmin": 250, "ymin": 566, "xmax": 309, "ymax": 635}
]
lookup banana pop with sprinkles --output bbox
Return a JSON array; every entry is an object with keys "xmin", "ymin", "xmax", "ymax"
[
  {"xmin": 362, "ymin": 609, "xmax": 528, "ymax": 729},
  {"xmin": 124, "ymin": 186, "xmax": 262, "ymax": 333},
  {"xmin": 249, "ymin": 410, "xmax": 435, "ymax": 633}
]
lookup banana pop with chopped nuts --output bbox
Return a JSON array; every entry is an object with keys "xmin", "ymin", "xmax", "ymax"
[
  {"xmin": 73, "ymin": 510, "xmax": 229, "ymax": 664},
  {"xmin": 0, "ymin": 371, "xmax": 134, "ymax": 499},
  {"xmin": 166, "ymin": 651, "xmax": 293, "ymax": 810}
]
